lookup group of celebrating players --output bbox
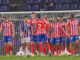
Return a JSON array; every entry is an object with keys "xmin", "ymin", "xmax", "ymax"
[{"xmin": 0, "ymin": 12, "xmax": 79, "ymax": 57}]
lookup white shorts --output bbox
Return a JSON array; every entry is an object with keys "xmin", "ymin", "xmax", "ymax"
[{"xmin": 21, "ymin": 37, "xmax": 30, "ymax": 43}]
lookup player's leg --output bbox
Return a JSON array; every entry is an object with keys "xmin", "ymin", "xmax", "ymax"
[
  {"xmin": 43, "ymin": 43, "xmax": 46, "ymax": 56},
  {"xmin": 43, "ymin": 34, "xmax": 52, "ymax": 56},
  {"xmin": 55, "ymin": 37, "xmax": 60, "ymax": 56},
  {"xmin": 59, "ymin": 37, "xmax": 62, "ymax": 55},
  {"xmin": 8, "ymin": 36, "xmax": 13, "ymax": 56},
  {"xmin": 31, "ymin": 35, "xmax": 34, "ymax": 55},
  {"xmin": 35, "ymin": 35, "xmax": 39, "ymax": 56},
  {"xmin": 21, "ymin": 38, "xmax": 26, "ymax": 54},
  {"xmin": 69, "ymin": 36, "xmax": 74, "ymax": 55},
  {"xmin": 74, "ymin": 35, "xmax": 79, "ymax": 55},
  {"xmin": 36, "ymin": 42, "xmax": 39, "ymax": 55},
  {"xmin": 4, "ymin": 36, "xmax": 9, "ymax": 56},
  {"xmin": 38, "ymin": 34, "xmax": 43, "ymax": 56},
  {"xmin": 50, "ymin": 38, "xmax": 55, "ymax": 56},
  {"xmin": 25, "ymin": 37, "xmax": 31, "ymax": 56},
  {"xmin": 62, "ymin": 37, "xmax": 66, "ymax": 55}
]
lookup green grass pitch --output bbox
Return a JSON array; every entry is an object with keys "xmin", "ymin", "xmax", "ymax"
[{"xmin": 0, "ymin": 56, "xmax": 80, "ymax": 60}]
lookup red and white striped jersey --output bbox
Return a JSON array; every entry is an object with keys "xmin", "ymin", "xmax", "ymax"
[
  {"xmin": 50, "ymin": 22, "xmax": 66, "ymax": 38},
  {"xmin": 46, "ymin": 23, "xmax": 51, "ymax": 38},
  {"xmin": 60, "ymin": 22, "xmax": 67, "ymax": 37},
  {"xmin": 67, "ymin": 18, "xmax": 79, "ymax": 36},
  {"xmin": 29, "ymin": 19, "xmax": 37, "ymax": 35},
  {"xmin": 32, "ymin": 19, "xmax": 48, "ymax": 35},
  {"xmin": 1, "ymin": 21, "xmax": 14, "ymax": 36},
  {"xmin": 50, "ymin": 22, "xmax": 60, "ymax": 38}
]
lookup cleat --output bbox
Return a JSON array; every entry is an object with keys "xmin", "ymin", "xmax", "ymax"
[
  {"xmin": 6, "ymin": 54, "xmax": 9, "ymax": 56},
  {"xmin": 36, "ymin": 50, "xmax": 39, "ymax": 56},
  {"xmin": 32, "ymin": 54, "xmax": 35, "ymax": 56},
  {"xmin": 49, "ymin": 50, "xmax": 52, "ymax": 56},
  {"xmin": 40, "ymin": 53, "xmax": 44, "ymax": 56},
  {"xmin": 10, "ymin": 51, "xmax": 13, "ymax": 56},
  {"xmin": 63, "ymin": 51, "xmax": 65, "ymax": 55},
  {"xmin": 59, "ymin": 54, "xmax": 62, "ymax": 56}
]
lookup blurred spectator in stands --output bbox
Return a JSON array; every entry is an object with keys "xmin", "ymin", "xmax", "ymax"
[
  {"xmin": 9, "ymin": 3, "xmax": 17, "ymax": 11},
  {"xmin": 46, "ymin": 2, "xmax": 55, "ymax": 11}
]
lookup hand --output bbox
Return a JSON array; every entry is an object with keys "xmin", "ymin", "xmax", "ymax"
[
  {"xmin": 12, "ymin": 34, "xmax": 14, "ymax": 40},
  {"xmin": 66, "ymin": 33, "xmax": 70, "ymax": 38},
  {"xmin": 21, "ymin": 32, "xmax": 25, "ymax": 36},
  {"xmin": 0, "ymin": 30, "xmax": 1, "ymax": 33}
]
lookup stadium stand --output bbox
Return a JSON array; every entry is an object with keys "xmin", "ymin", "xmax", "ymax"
[{"xmin": 0, "ymin": 0, "xmax": 80, "ymax": 12}]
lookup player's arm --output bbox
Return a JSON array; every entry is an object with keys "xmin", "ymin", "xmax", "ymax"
[
  {"xmin": 11, "ymin": 22, "xmax": 15, "ymax": 39},
  {"xmin": 0, "ymin": 23, "xmax": 3, "ymax": 33},
  {"xmin": 20, "ymin": 22, "xmax": 25, "ymax": 36},
  {"xmin": 65, "ymin": 19, "xmax": 70, "ymax": 38},
  {"xmin": 77, "ymin": 20, "xmax": 80, "ymax": 35}
]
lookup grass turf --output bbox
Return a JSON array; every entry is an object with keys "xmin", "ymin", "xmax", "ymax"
[{"xmin": 0, "ymin": 56, "xmax": 80, "ymax": 60}]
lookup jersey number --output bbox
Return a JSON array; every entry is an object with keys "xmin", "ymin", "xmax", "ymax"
[{"xmin": 38, "ymin": 24, "xmax": 42, "ymax": 29}]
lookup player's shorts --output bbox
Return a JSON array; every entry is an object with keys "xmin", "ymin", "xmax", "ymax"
[
  {"xmin": 48, "ymin": 38, "xmax": 51, "ymax": 44},
  {"xmin": 32, "ymin": 35, "xmax": 38, "ymax": 42},
  {"xmin": 3, "ymin": 36, "xmax": 12, "ymax": 42},
  {"xmin": 50, "ymin": 37, "xmax": 60, "ymax": 44},
  {"xmin": 67, "ymin": 38, "xmax": 70, "ymax": 44},
  {"xmin": 69, "ymin": 35, "xmax": 79, "ymax": 42},
  {"xmin": 38, "ymin": 34, "xmax": 48, "ymax": 42},
  {"xmin": 21, "ymin": 37, "xmax": 30, "ymax": 43},
  {"xmin": 60, "ymin": 37, "xmax": 66, "ymax": 42}
]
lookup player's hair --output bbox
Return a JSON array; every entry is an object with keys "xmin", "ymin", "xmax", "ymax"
[
  {"xmin": 37, "ymin": 14, "xmax": 41, "ymax": 19},
  {"xmin": 70, "ymin": 14, "xmax": 75, "ymax": 18},
  {"xmin": 4, "ymin": 16, "xmax": 8, "ymax": 19},
  {"xmin": 32, "ymin": 12, "xmax": 35, "ymax": 14},
  {"xmin": 24, "ymin": 16, "xmax": 28, "ymax": 18},
  {"xmin": 59, "ymin": 16, "xmax": 63, "ymax": 18}
]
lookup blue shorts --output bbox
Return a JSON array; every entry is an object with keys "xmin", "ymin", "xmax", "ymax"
[
  {"xmin": 50, "ymin": 37, "xmax": 60, "ymax": 44},
  {"xmin": 32, "ymin": 35, "xmax": 38, "ymax": 42},
  {"xmin": 60, "ymin": 37, "xmax": 66, "ymax": 42},
  {"xmin": 69, "ymin": 35, "xmax": 79, "ymax": 42},
  {"xmin": 48, "ymin": 38, "xmax": 51, "ymax": 44},
  {"xmin": 38, "ymin": 34, "xmax": 48, "ymax": 42},
  {"xmin": 3, "ymin": 36, "xmax": 12, "ymax": 42}
]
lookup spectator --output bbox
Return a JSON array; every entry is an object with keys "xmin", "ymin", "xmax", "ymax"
[
  {"xmin": 9, "ymin": 3, "xmax": 17, "ymax": 11},
  {"xmin": 46, "ymin": 2, "xmax": 55, "ymax": 11}
]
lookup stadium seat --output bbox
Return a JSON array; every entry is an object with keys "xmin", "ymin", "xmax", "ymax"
[
  {"xmin": 26, "ymin": 0, "xmax": 33, "ymax": 4},
  {"xmin": 71, "ymin": 4, "xmax": 78, "ymax": 10},
  {"xmin": 55, "ymin": 4, "xmax": 62, "ymax": 10},
  {"xmin": 0, "ymin": 0, "xmax": 1, "ymax": 4},
  {"xmin": 0, "ymin": 6, "xmax": 7, "ymax": 12},
  {"xmin": 44, "ymin": 0, "xmax": 49, "ymax": 4},
  {"xmin": 34, "ymin": 0, "xmax": 41, "ymax": 4},
  {"xmin": 62, "ymin": 4, "xmax": 70, "ymax": 10},
  {"xmin": 3, "ymin": 0, "xmax": 9, "ymax": 4},
  {"xmin": 24, "ymin": 5, "xmax": 31, "ymax": 11},
  {"xmin": 32, "ymin": 5, "xmax": 39, "ymax": 11}
]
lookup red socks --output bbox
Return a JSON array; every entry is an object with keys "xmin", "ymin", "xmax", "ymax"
[
  {"xmin": 5, "ymin": 44, "xmax": 9, "ymax": 55},
  {"xmin": 36, "ymin": 44, "xmax": 39, "ymax": 51},
  {"xmin": 43, "ymin": 47, "xmax": 46, "ymax": 55},
  {"xmin": 9, "ymin": 45, "xmax": 12, "ymax": 52},
  {"xmin": 70, "ymin": 49, "xmax": 73, "ymax": 55},
  {"xmin": 59, "ymin": 45, "xmax": 61, "ymax": 54},
  {"xmin": 56, "ymin": 46, "xmax": 59, "ymax": 56},
  {"xmin": 63, "ymin": 45, "xmax": 65, "ymax": 51},
  {"xmin": 40, "ymin": 43, "xmax": 43, "ymax": 53},
  {"xmin": 75, "ymin": 48, "xmax": 78, "ymax": 52},
  {"xmin": 52, "ymin": 46, "xmax": 55, "ymax": 56},
  {"xmin": 46, "ymin": 41, "xmax": 50, "ymax": 50},
  {"xmin": 31, "ymin": 44, "xmax": 34, "ymax": 54}
]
